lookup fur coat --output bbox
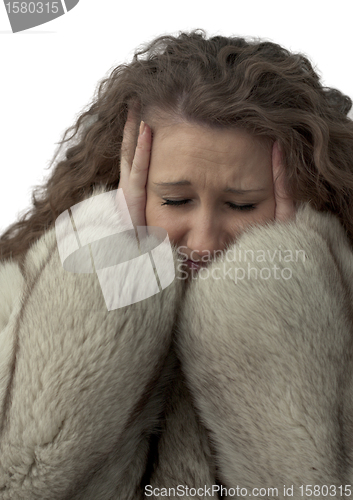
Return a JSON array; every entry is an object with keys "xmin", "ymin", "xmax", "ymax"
[{"xmin": 0, "ymin": 185, "xmax": 353, "ymax": 500}]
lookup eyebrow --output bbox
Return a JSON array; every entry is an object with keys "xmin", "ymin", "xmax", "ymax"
[{"xmin": 153, "ymin": 181, "xmax": 267, "ymax": 195}]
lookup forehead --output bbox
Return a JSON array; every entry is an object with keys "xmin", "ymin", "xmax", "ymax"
[{"xmin": 149, "ymin": 122, "xmax": 272, "ymax": 181}]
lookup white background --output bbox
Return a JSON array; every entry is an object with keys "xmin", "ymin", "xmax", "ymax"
[{"xmin": 0, "ymin": 0, "xmax": 352, "ymax": 234}]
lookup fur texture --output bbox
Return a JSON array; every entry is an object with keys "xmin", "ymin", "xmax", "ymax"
[{"xmin": 0, "ymin": 186, "xmax": 353, "ymax": 499}]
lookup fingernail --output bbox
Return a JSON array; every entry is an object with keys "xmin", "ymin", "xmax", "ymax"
[{"xmin": 139, "ymin": 121, "xmax": 146, "ymax": 136}]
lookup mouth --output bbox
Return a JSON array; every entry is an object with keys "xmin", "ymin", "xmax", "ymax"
[
  {"xmin": 177, "ymin": 254, "xmax": 210, "ymax": 272},
  {"xmin": 186, "ymin": 260, "xmax": 202, "ymax": 270}
]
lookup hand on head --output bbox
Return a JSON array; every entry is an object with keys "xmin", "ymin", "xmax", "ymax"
[
  {"xmin": 272, "ymin": 141, "xmax": 297, "ymax": 222},
  {"xmin": 118, "ymin": 102, "xmax": 152, "ymax": 229}
]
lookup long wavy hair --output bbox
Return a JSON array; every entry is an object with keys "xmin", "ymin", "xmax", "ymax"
[{"xmin": 1, "ymin": 29, "xmax": 353, "ymax": 263}]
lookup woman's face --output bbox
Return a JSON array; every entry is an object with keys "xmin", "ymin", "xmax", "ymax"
[{"xmin": 145, "ymin": 122, "xmax": 276, "ymax": 264}]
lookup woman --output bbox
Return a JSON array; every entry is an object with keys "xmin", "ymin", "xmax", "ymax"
[{"xmin": 0, "ymin": 29, "xmax": 353, "ymax": 499}]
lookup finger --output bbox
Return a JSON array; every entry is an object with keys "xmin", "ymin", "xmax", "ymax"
[
  {"xmin": 272, "ymin": 141, "xmax": 296, "ymax": 222},
  {"xmin": 119, "ymin": 122, "xmax": 151, "ymax": 229},
  {"xmin": 129, "ymin": 121, "xmax": 152, "ymax": 194},
  {"xmin": 120, "ymin": 101, "xmax": 141, "ymax": 175}
]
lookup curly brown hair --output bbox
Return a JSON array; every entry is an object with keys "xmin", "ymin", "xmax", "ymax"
[{"xmin": 1, "ymin": 29, "xmax": 353, "ymax": 263}]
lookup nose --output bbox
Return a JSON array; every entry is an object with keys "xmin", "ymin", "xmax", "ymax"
[{"xmin": 186, "ymin": 212, "xmax": 235, "ymax": 263}]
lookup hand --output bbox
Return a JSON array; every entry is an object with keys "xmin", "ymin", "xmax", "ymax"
[
  {"xmin": 118, "ymin": 103, "xmax": 152, "ymax": 229},
  {"xmin": 272, "ymin": 141, "xmax": 296, "ymax": 222}
]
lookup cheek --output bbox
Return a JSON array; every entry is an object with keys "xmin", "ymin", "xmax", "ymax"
[
  {"xmin": 235, "ymin": 198, "xmax": 275, "ymax": 233},
  {"xmin": 145, "ymin": 200, "xmax": 180, "ymax": 241},
  {"xmin": 257, "ymin": 197, "xmax": 276, "ymax": 222},
  {"xmin": 145, "ymin": 193, "xmax": 165, "ymax": 227}
]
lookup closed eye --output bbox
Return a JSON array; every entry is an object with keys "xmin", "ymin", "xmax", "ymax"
[{"xmin": 160, "ymin": 199, "xmax": 257, "ymax": 211}]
